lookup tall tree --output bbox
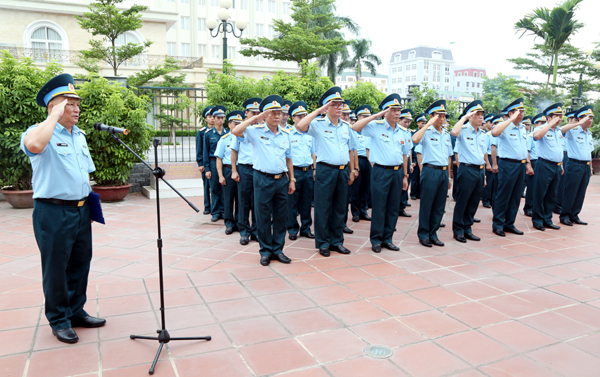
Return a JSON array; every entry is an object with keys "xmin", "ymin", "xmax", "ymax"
[
  {"xmin": 338, "ymin": 38, "xmax": 382, "ymax": 81},
  {"xmin": 481, "ymin": 74, "xmax": 535, "ymax": 115},
  {"xmin": 75, "ymin": 0, "xmax": 152, "ymax": 76},
  {"xmin": 514, "ymin": 0, "xmax": 584, "ymax": 91},
  {"xmin": 239, "ymin": 0, "xmax": 348, "ymax": 64}
]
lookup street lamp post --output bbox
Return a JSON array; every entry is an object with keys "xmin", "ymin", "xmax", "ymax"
[
  {"xmin": 575, "ymin": 49, "xmax": 600, "ymax": 100},
  {"xmin": 206, "ymin": 0, "xmax": 247, "ymax": 64}
]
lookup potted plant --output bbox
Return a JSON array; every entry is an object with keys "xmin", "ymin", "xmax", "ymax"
[
  {"xmin": 0, "ymin": 51, "xmax": 63, "ymax": 208},
  {"xmin": 76, "ymin": 75, "xmax": 153, "ymax": 201},
  {"xmin": 592, "ymin": 145, "xmax": 600, "ymax": 174}
]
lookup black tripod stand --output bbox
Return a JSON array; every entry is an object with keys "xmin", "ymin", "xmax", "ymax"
[{"xmin": 108, "ymin": 135, "xmax": 211, "ymax": 375}]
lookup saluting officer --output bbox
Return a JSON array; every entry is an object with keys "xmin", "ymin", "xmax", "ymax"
[
  {"xmin": 296, "ymin": 87, "xmax": 356, "ymax": 257},
  {"xmin": 524, "ymin": 113, "xmax": 545, "ymax": 217},
  {"xmin": 280, "ymin": 100, "xmax": 292, "ymax": 128},
  {"xmin": 341, "ymin": 99, "xmax": 358, "ymax": 234},
  {"xmin": 412, "ymin": 100, "xmax": 453, "ymax": 248},
  {"xmin": 216, "ymin": 111, "xmax": 244, "ymax": 234},
  {"xmin": 21, "ymin": 73, "xmax": 105, "ymax": 344},
  {"xmin": 203, "ymin": 106, "xmax": 228, "ymax": 222},
  {"xmin": 555, "ymin": 110, "xmax": 577, "ymax": 214},
  {"xmin": 349, "ymin": 111, "xmax": 357, "ymax": 125},
  {"xmin": 350, "ymin": 105, "xmax": 373, "ymax": 222},
  {"xmin": 232, "ymin": 95, "xmax": 295, "ymax": 266},
  {"xmin": 231, "ymin": 98, "xmax": 261, "ymax": 245},
  {"xmin": 196, "ymin": 106, "xmax": 214, "ymax": 214},
  {"xmin": 410, "ymin": 113, "xmax": 427, "ymax": 200},
  {"xmin": 481, "ymin": 113, "xmax": 496, "ymax": 208},
  {"xmin": 560, "ymin": 105, "xmax": 594, "ymax": 226},
  {"xmin": 352, "ymin": 94, "xmax": 410, "ymax": 252},
  {"xmin": 398, "ymin": 108, "xmax": 414, "ymax": 217},
  {"xmin": 491, "ymin": 98, "xmax": 532, "ymax": 237},
  {"xmin": 287, "ymin": 101, "xmax": 316, "ymax": 240}
]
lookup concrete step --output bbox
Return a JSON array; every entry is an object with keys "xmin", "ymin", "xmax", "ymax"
[
  {"xmin": 142, "ymin": 185, "xmax": 205, "ymax": 199},
  {"xmin": 141, "ymin": 162, "xmax": 205, "ymax": 199}
]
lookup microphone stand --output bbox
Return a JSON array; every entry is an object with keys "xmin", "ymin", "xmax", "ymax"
[{"xmin": 107, "ymin": 134, "xmax": 211, "ymax": 375}]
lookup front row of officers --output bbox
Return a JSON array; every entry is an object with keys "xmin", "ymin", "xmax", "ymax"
[{"xmin": 196, "ymin": 87, "xmax": 595, "ymax": 265}]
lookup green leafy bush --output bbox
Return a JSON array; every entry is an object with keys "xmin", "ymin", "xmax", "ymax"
[{"xmin": 341, "ymin": 81, "xmax": 386, "ymax": 113}]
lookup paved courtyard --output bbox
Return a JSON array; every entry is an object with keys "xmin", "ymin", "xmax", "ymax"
[{"xmin": 1, "ymin": 177, "xmax": 600, "ymax": 377}]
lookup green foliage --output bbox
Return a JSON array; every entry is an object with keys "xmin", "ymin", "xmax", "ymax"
[
  {"xmin": 406, "ymin": 85, "xmax": 460, "ymax": 128},
  {"xmin": 0, "ymin": 51, "xmax": 63, "ymax": 190},
  {"xmin": 341, "ymin": 82, "xmax": 386, "ymax": 113},
  {"xmin": 127, "ymin": 57, "xmax": 181, "ymax": 87},
  {"xmin": 75, "ymin": 0, "xmax": 153, "ymax": 76},
  {"xmin": 239, "ymin": 0, "xmax": 348, "ymax": 63},
  {"xmin": 76, "ymin": 75, "xmax": 153, "ymax": 186},
  {"xmin": 268, "ymin": 61, "xmax": 334, "ymax": 111},
  {"xmin": 481, "ymin": 74, "xmax": 536, "ymax": 116},
  {"xmin": 75, "ymin": 56, "xmax": 102, "ymax": 76},
  {"xmin": 152, "ymin": 130, "xmax": 195, "ymax": 137}
]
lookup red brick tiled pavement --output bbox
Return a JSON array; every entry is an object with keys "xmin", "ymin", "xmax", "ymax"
[{"xmin": 1, "ymin": 177, "xmax": 600, "ymax": 377}]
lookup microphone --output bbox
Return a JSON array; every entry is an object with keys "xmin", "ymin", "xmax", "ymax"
[{"xmin": 94, "ymin": 122, "xmax": 129, "ymax": 135}]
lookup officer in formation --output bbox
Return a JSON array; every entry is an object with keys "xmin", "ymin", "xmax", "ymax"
[
  {"xmin": 232, "ymin": 95, "xmax": 295, "ymax": 266},
  {"xmin": 450, "ymin": 100, "xmax": 487, "ymax": 243},
  {"xmin": 203, "ymin": 106, "xmax": 228, "ymax": 222},
  {"xmin": 21, "ymin": 73, "xmax": 105, "ymax": 344},
  {"xmin": 350, "ymin": 105, "xmax": 373, "ymax": 222},
  {"xmin": 231, "ymin": 97, "xmax": 261, "ymax": 245},
  {"xmin": 196, "ymin": 106, "xmax": 214, "ymax": 214},
  {"xmin": 349, "ymin": 111, "xmax": 357, "ymax": 125},
  {"xmin": 215, "ymin": 111, "xmax": 244, "ymax": 234},
  {"xmin": 280, "ymin": 100, "xmax": 292, "ymax": 128},
  {"xmin": 351, "ymin": 94, "xmax": 410, "ymax": 252},
  {"xmin": 481, "ymin": 113, "xmax": 497, "ymax": 208},
  {"xmin": 555, "ymin": 110, "xmax": 576, "ymax": 213},
  {"xmin": 410, "ymin": 113, "xmax": 427, "ymax": 200},
  {"xmin": 287, "ymin": 101, "xmax": 316, "ymax": 240},
  {"xmin": 297, "ymin": 87, "xmax": 356, "ymax": 257},
  {"xmin": 398, "ymin": 109, "xmax": 414, "ymax": 217},
  {"xmin": 412, "ymin": 100, "xmax": 453, "ymax": 247},
  {"xmin": 523, "ymin": 113, "xmax": 545, "ymax": 217},
  {"xmin": 341, "ymin": 99, "xmax": 358, "ymax": 234}
]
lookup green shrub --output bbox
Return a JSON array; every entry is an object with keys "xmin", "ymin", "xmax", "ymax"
[{"xmin": 341, "ymin": 81, "xmax": 386, "ymax": 113}]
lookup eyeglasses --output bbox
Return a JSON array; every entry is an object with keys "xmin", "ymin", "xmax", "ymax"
[{"xmin": 329, "ymin": 102, "xmax": 343, "ymax": 108}]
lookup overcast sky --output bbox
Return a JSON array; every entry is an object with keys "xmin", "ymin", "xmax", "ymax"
[{"xmin": 339, "ymin": 0, "xmax": 600, "ymax": 82}]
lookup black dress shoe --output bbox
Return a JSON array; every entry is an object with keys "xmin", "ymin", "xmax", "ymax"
[
  {"xmin": 240, "ymin": 236, "xmax": 249, "ymax": 245},
  {"xmin": 343, "ymin": 226, "xmax": 354, "ymax": 234},
  {"xmin": 260, "ymin": 255, "xmax": 271, "ymax": 266},
  {"xmin": 493, "ymin": 228, "xmax": 506, "ymax": 237},
  {"xmin": 560, "ymin": 219, "xmax": 574, "ymax": 226},
  {"xmin": 210, "ymin": 216, "xmax": 219, "ymax": 222},
  {"xmin": 553, "ymin": 210, "xmax": 561, "ymax": 215},
  {"xmin": 431, "ymin": 239, "xmax": 445, "ymax": 247},
  {"xmin": 410, "ymin": 196, "xmax": 417, "ymax": 200},
  {"xmin": 71, "ymin": 315, "xmax": 106, "ymax": 328},
  {"xmin": 352, "ymin": 216, "xmax": 360, "ymax": 222},
  {"xmin": 482, "ymin": 203, "xmax": 492, "ymax": 208},
  {"xmin": 276, "ymin": 254, "xmax": 292, "ymax": 264},
  {"xmin": 250, "ymin": 234, "xmax": 258, "ymax": 241},
  {"xmin": 544, "ymin": 223, "xmax": 560, "ymax": 230},
  {"xmin": 225, "ymin": 227, "xmax": 233, "ymax": 235},
  {"xmin": 454, "ymin": 234, "xmax": 467, "ymax": 243},
  {"xmin": 359, "ymin": 214, "xmax": 371, "ymax": 221},
  {"xmin": 465, "ymin": 233, "xmax": 480, "ymax": 241},
  {"xmin": 406, "ymin": 203, "xmax": 412, "ymax": 207},
  {"xmin": 573, "ymin": 219, "xmax": 588, "ymax": 225},
  {"xmin": 330, "ymin": 244, "xmax": 351, "ymax": 254},
  {"xmin": 473, "ymin": 218, "xmax": 481, "ymax": 223},
  {"xmin": 203, "ymin": 210, "xmax": 210, "ymax": 215},
  {"xmin": 524, "ymin": 210, "xmax": 532, "ymax": 217},
  {"xmin": 289, "ymin": 234, "xmax": 298, "ymax": 240},
  {"xmin": 300, "ymin": 231, "xmax": 315, "ymax": 239},
  {"xmin": 533, "ymin": 224, "xmax": 545, "ymax": 231},
  {"xmin": 52, "ymin": 328, "xmax": 78, "ymax": 344},
  {"xmin": 399, "ymin": 210, "xmax": 412, "ymax": 217},
  {"xmin": 383, "ymin": 243, "xmax": 400, "ymax": 251},
  {"xmin": 504, "ymin": 227, "xmax": 524, "ymax": 235},
  {"xmin": 419, "ymin": 239, "xmax": 433, "ymax": 248},
  {"xmin": 372, "ymin": 244, "xmax": 381, "ymax": 253},
  {"xmin": 319, "ymin": 248, "xmax": 330, "ymax": 257},
  {"xmin": 439, "ymin": 223, "xmax": 446, "ymax": 228}
]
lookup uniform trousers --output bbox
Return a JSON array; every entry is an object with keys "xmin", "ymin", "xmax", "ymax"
[
  {"xmin": 314, "ymin": 163, "xmax": 349, "ymax": 249},
  {"xmin": 453, "ymin": 165, "xmax": 484, "ymax": 236},
  {"xmin": 201, "ymin": 171, "xmax": 211, "ymax": 212},
  {"xmin": 209, "ymin": 158, "xmax": 224, "ymax": 217},
  {"xmin": 410, "ymin": 158, "xmax": 421, "ymax": 199},
  {"xmin": 253, "ymin": 171, "xmax": 288, "ymax": 257},
  {"xmin": 560, "ymin": 159, "xmax": 591, "ymax": 222},
  {"xmin": 351, "ymin": 157, "xmax": 371, "ymax": 218},
  {"xmin": 33, "ymin": 200, "xmax": 92, "ymax": 331},
  {"xmin": 555, "ymin": 151, "xmax": 569, "ymax": 212},
  {"xmin": 523, "ymin": 159, "xmax": 537, "ymax": 212},
  {"xmin": 370, "ymin": 165, "xmax": 401, "ymax": 245},
  {"xmin": 482, "ymin": 169, "xmax": 498, "ymax": 207},
  {"xmin": 452, "ymin": 163, "xmax": 459, "ymax": 201},
  {"xmin": 492, "ymin": 159, "xmax": 526, "ymax": 230},
  {"xmin": 418, "ymin": 166, "xmax": 448, "ymax": 241},
  {"xmin": 237, "ymin": 164, "xmax": 256, "ymax": 237},
  {"xmin": 532, "ymin": 159, "xmax": 562, "ymax": 227},
  {"xmin": 222, "ymin": 166, "xmax": 239, "ymax": 229},
  {"xmin": 288, "ymin": 167, "xmax": 313, "ymax": 235}
]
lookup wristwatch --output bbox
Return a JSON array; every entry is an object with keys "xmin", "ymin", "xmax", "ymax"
[{"xmin": 291, "ymin": 178, "xmax": 296, "ymax": 182}]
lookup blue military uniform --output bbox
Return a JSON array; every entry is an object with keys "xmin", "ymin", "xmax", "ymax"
[
  {"xmin": 524, "ymin": 114, "xmax": 545, "ymax": 216},
  {"xmin": 481, "ymin": 113, "xmax": 498, "ymax": 208},
  {"xmin": 560, "ymin": 105, "xmax": 594, "ymax": 225},
  {"xmin": 350, "ymin": 105, "xmax": 372, "ymax": 221},
  {"xmin": 398, "ymin": 108, "xmax": 414, "ymax": 217},
  {"xmin": 555, "ymin": 111, "xmax": 576, "ymax": 213},
  {"xmin": 410, "ymin": 113, "xmax": 427, "ymax": 200},
  {"xmin": 341, "ymin": 100, "xmax": 357, "ymax": 233},
  {"xmin": 21, "ymin": 73, "xmax": 98, "ymax": 335},
  {"xmin": 203, "ymin": 106, "xmax": 228, "ymax": 221},
  {"xmin": 196, "ymin": 106, "xmax": 214, "ymax": 214}
]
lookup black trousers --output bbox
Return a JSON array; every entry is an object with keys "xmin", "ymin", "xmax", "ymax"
[
  {"xmin": 253, "ymin": 171, "xmax": 288, "ymax": 257},
  {"xmin": 523, "ymin": 159, "xmax": 537, "ymax": 212},
  {"xmin": 370, "ymin": 165, "xmax": 401, "ymax": 244},
  {"xmin": 314, "ymin": 163, "xmax": 349, "ymax": 249},
  {"xmin": 411, "ymin": 161, "xmax": 421, "ymax": 199},
  {"xmin": 288, "ymin": 167, "xmax": 313, "ymax": 235},
  {"xmin": 493, "ymin": 159, "xmax": 526, "ymax": 230},
  {"xmin": 555, "ymin": 151, "xmax": 569, "ymax": 212},
  {"xmin": 560, "ymin": 159, "xmax": 591, "ymax": 222},
  {"xmin": 532, "ymin": 159, "xmax": 562, "ymax": 227},
  {"xmin": 237, "ymin": 164, "xmax": 256, "ymax": 238},
  {"xmin": 351, "ymin": 157, "xmax": 371, "ymax": 218},
  {"xmin": 202, "ymin": 170, "xmax": 211, "ymax": 212},
  {"xmin": 418, "ymin": 166, "xmax": 448, "ymax": 241},
  {"xmin": 33, "ymin": 200, "xmax": 92, "ymax": 331},
  {"xmin": 209, "ymin": 159, "xmax": 224, "ymax": 218},
  {"xmin": 482, "ymin": 169, "xmax": 498, "ymax": 207},
  {"xmin": 452, "ymin": 165, "xmax": 484, "ymax": 236},
  {"xmin": 222, "ymin": 166, "xmax": 239, "ymax": 229}
]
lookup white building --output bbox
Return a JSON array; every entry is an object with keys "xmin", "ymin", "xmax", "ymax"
[
  {"xmin": 453, "ymin": 67, "xmax": 486, "ymax": 98},
  {"xmin": 336, "ymin": 70, "xmax": 388, "ymax": 93}
]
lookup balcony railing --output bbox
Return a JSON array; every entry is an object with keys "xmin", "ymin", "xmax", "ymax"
[{"xmin": 1, "ymin": 47, "xmax": 203, "ymax": 69}]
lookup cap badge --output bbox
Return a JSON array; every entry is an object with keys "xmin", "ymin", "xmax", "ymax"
[
  {"xmin": 68, "ymin": 83, "xmax": 75, "ymax": 91},
  {"xmin": 394, "ymin": 98, "xmax": 399, "ymax": 104},
  {"xmin": 440, "ymin": 104, "xmax": 445, "ymax": 110},
  {"xmin": 253, "ymin": 101, "xmax": 258, "ymax": 106},
  {"xmin": 298, "ymin": 106, "xmax": 304, "ymax": 110},
  {"xmin": 335, "ymin": 92, "xmax": 340, "ymax": 97},
  {"xmin": 557, "ymin": 106, "xmax": 562, "ymax": 111}
]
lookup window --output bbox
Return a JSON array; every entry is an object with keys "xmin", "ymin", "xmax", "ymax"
[
  {"xmin": 348, "ymin": 77, "xmax": 354, "ymax": 82},
  {"xmin": 394, "ymin": 53, "xmax": 400, "ymax": 62},
  {"xmin": 239, "ymin": 0, "xmax": 248, "ymax": 9},
  {"xmin": 457, "ymin": 82, "xmax": 460, "ymax": 87},
  {"xmin": 198, "ymin": 0, "xmax": 206, "ymax": 4},
  {"xmin": 30, "ymin": 26, "xmax": 63, "ymax": 62},
  {"xmin": 256, "ymin": 0, "xmax": 264, "ymax": 11},
  {"xmin": 227, "ymin": 46, "xmax": 236, "ymax": 60},
  {"xmin": 412, "ymin": 64, "xmax": 417, "ymax": 70},
  {"xmin": 256, "ymin": 23, "xmax": 264, "ymax": 37},
  {"xmin": 268, "ymin": 0, "xmax": 276, "ymax": 13},
  {"xmin": 282, "ymin": 2, "xmax": 291, "ymax": 15},
  {"xmin": 480, "ymin": 72, "xmax": 484, "ymax": 78},
  {"xmin": 433, "ymin": 64, "xmax": 440, "ymax": 82},
  {"xmin": 167, "ymin": 42, "xmax": 176, "ymax": 56},
  {"xmin": 166, "ymin": 0, "xmax": 174, "ymax": 2},
  {"xmin": 336, "ymin": 76, "xmax": 341, "ymax": 82},
  {"xmin": 444, "ymin": 85, "xmax": 449, "ymax": 91},
  {"xmin": 423, "ymin": 75, "xmax": 428, "ymax": 82},
  {"xmin": 211, "ymin": 0, "xmax": 219, "ymax": 6},
  {"xmin": 477, "ymin": 83, "xmax": 480, "ymax": 88},
  {"xmin": 392, "ymin": 78, "xmax": 396, "ymax": 84},
  {"xmin": 212, "ymin": 45, "xmax": 220, "ymax": 59},
  {"xmin": 268, "ymin": 25, "xmax": 274, "ymax": 38},
  {"xmin": 181, "ymin": 0, "xmax": 189, "ymax": 3},
  {"xmin": 198, "ymin": 18, "xmax": 206, "ymax": 31},
  {"xmin": 411, "ymin": 75, "xmax": 416, "ymax": 81},
  {"xmin": 180, "ymin": 43, "xmax": 190, "ymax": 57},
  {"xmin": 444, "ymin": 78, "xmax": 449, "ymax": 83},
  {"xmin": 180, "ymin": 16, "xmax": 190, "ymax": 30},
  {"xmin": 198, "ymin": 44, "xmax": 207, "ymax": 57},
  {"xmin": 409, "ymin": 50, "xmax": 416, "ymax": 59},
  {"xmin": 423, "ymin": 61, "xmax": 429, "ymax": 71},
  {"xmin": 445, "ymin": 66, "xmax": 450, "ymax": 73},
  {"xmin": 432, "ymin": 51, "xmax": 442, "ymax": 60},
  {"xmin": 466, "ymin": 82, "xmax": 470, "ymax": 87},
  {"xmin": 457, "ymin": 72, "xmax": 462, "ymax": 76}
]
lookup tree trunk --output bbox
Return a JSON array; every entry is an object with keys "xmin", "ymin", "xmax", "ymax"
[
  {"xmin": 112, "ymin": 40, "xmax": 118, "ymax": 76},
  {"xmin": 552, "ymin": 50, "xmax": 559, "ymax": 93},
  {"xmin": 546, "ymin": 54, "xmax": 554, "ymax": 90},
  {"xmin": 356, "ymin": 58, "xmax": 361, "ymax": 81}
]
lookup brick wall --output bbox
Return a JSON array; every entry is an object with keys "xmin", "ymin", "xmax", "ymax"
[{"xmin": 128, "ymin": 163, "xmax": 152, "ymax": 193}]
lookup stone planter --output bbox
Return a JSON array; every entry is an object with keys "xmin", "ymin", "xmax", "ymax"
[
  {"xmin": 92, "ymin": 184, "xmax": 132, "ymax": 202},
  {"xmin": 592, "ymin": 158, "xmax": 600, "ymax": 174},
  {"xmin": 0, "ymin": 189, "xmax": 34, "ymax": 209}
]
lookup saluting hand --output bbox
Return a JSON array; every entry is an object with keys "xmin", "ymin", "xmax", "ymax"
[
  {"xmin": 51, "ymin": 98, "xmax": 68, "ymax": 119},
  {"xmin": 317, "ymin": 101, "xmax": 333, "ymax": 114},
  {"xmin": 548, "ymin": 116, "xmax": 561, "ymax": 127}
]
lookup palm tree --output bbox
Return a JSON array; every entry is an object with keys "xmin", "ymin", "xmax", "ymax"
[
  {"xmin": 338, "ymin": 38, "xmax": 382, "ymax": 81},
  {"xmin": 515, "ymin": 0, "xmax": 584, "ymax": 91}
]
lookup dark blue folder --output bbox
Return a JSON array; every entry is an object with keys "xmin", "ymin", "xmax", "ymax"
[{"xmin": 88, "ymin": 192, "xmax": 105, "ymax": 224}]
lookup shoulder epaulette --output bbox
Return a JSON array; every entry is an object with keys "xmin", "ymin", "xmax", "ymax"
[
  {"xmin": 221, "ymin": 133, "xmax": 231, "ymax": 139},
  {"xmin": 280, "ymin": 127, "xmax": 290, "ymax": 134},
  {"xmin": 487, "ymin": 131, "xmax": 491, "ymax": 135},
  {"xmin": 462, "ymin": 125, "xmax": 467, "ymax": 129},
  {"xmin": 399, "ymin": 125, "xmax": 407, "ymax": 131},
  {"xmin": 253, "ymin": 124, "xmax": 265, "ymax": 128},
  {"xmin": 375, "ymin": 120, "xmax": 384, "ymax": 124},
  {"xmin": 79, "ymin": 129, "xmax": 87, "ymax": 135}
]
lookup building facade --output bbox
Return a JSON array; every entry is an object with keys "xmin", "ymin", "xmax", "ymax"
[
  {"xmin": 336, "ymin": 70, "xmax": 387, "ymax": 93},
  {"xmin": 453, "ymin": 67, "xmax": 486, "ymax": 99}
]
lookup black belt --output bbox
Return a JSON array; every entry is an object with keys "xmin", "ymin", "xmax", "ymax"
[
  {"xmin": 294, "ymin": 166, "xmax": 312, "ymax": 172},
  {"xmin": 254, "ymin": 169, "xmax": 286, "ymax": 179},
  {"xmin": 318, "ymin": 162, "xmax": 347, "ymax": 170},
  {"xmin": 539, "ymin": 158, "xmax": 562, "ymax": 166},
  {"xmin": 238, "ymin": 163, "xmax": 253, "ymax": 168},
  {"xmin": 423, "ymin": 163, "xmax": 447, "ymax": 170},
  {"xmin": 500, "ymin": 158, "xmax": 527, "ymax": 164},
  {"xmin": 463, "ymin": 163, "xmax": 484, "ymax": 169},
  {"xmin": 359, "ymin": 156, "xmax": 369, "ymax": 160},
  {"xmin": 570, "ymin": 158, "xmax": 591, "ymax": 165},
  {"xmin": 223, "ymin": 164, "xmax": 232, "ymax": 168},
  {"xmin": 209, "ymin": 156, "xmax": 217, "ymax": 160},
  {"xmin": 374, "ymin": 163, "xmax": 402, "ymax": 170},
  {"xmin": 37, "ymin": 198, "xmax": 88, "ymax": 207}
]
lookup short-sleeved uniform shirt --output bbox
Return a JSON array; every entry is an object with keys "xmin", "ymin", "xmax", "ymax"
[
  {"xmin": 214, "ymin": 133, "xmax": 234, "ymax": 165},
  {"xmin": 306, "ymin": 116, "xmax": 352, "ymax": 165},
  {"xmin": 20, "ymin": 123, "xmax": 96, "ymax": 200},
  {"xmin": 289, "ymin": 126, "xmax": 315, "ymax": 167},
  {"xmin": 496, "ymin": 123, "xmax": 528, "ymax": 160},
  {"xmin": 419, "ymin": 125, "xmax": 453, "ymax": 166},
  {"xmin": 352, "ymin": 127, "xmax": 370, "ymax": 157},
  {"xmin": 360, "ymin": 119, "xmax": 411, "ymax": 166},
  {"xmin": 243, "ymin": 124, "xmax": 292, "ymax": 174},
  {"xmin": 565, "ymin": 126, "xmax": 594, "ymax": 161},
  {"xmin": 231, "ymin": 136, "xmax": 253, "ymax": 165},
  {"xmin": 533, "ymin": 125, "xmax": 563, "ymax": 163},
  {"xmin": 456, "ymin": 123, "xmax": 486, "ymax": 165}
]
